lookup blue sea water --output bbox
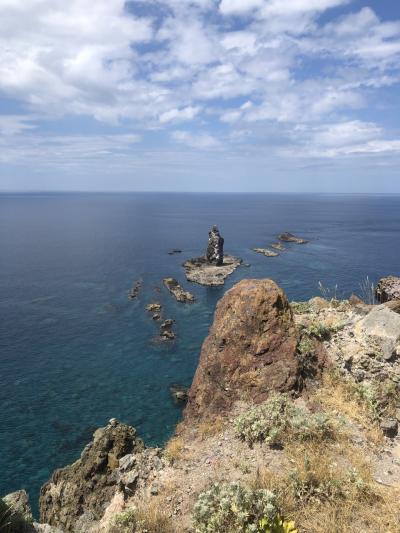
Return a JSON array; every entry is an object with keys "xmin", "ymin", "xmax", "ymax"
[{"xmin": 0, "ymin": 192, "xmax": 399, "ymax": 514}]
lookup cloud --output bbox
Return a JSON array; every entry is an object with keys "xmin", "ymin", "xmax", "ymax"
[
  {"xmin": 0, "ymin": 0, "xmax": 400, "ymax": 183},
  {"xmin": 0, "ymin": 115, "xmax": 37, "ymax": 136},
  {"xmin": 159, "ymin": 106, "xmax": 200, "ymax": 123},
  {"xmin": 171, "ymin": 130, "xmax": 220, "ymax": 149}
]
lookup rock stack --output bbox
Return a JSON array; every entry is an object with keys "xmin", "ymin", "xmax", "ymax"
[{"xmin": 206, "ymin": 225, "xmax": 224, "ymax": 266}]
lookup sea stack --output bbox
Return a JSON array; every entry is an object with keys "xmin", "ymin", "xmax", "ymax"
[
  {"xmin": 206, "ymin": 225, "xmax": 224, "ymax": 266},
  {"xmin": 183, "ymin": 226, "xmax": 241, "ymax": 286}
]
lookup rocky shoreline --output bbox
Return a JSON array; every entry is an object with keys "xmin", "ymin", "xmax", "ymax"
[{"xmin": 3, "ymin": 274, "xmax": 400, "ymax": 532}]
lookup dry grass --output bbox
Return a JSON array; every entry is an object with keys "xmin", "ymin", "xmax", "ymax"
[
  {"xmin": 313, "ymin": 370, "xmax": 384, "ymax": 445},
  {"xmin": 197, "ymin": 416, "xmax": 225, "ymax": 440},
  {"xmin": 251, "ymin": 438, "xmax": 400, "ymax": 532},
  {"xmin": 109, "ymin": 498, "xmax": 176, "ymax": 533},
  {"xmin": 164, "ymin": 436, "xmax": 185, "ymax": 464}
]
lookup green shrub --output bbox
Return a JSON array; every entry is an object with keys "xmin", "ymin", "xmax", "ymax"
[
  {"xmin": 235, "ymin": 394, "xmax": 294, "ymax": 446},
  {"xmin": 235, "ymin": 394, "xmax": 342, "ymax": 446},
  {"xmin": 192, "ymin": 482, "xmax": 295, "ymax": 533}
]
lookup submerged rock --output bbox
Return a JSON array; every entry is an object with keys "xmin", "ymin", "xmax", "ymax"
[
  {"xmin": 169, "ymin": 384, "xmax": 189, "ymax": 404},
  {"xmin": 278, "ymin": 232, "xmax": 309, "ymax": 244},
  {"xmin": 39, "ymin": 420, "xmax": 144, "ymax": 532},
  {"xmin": 163, "ymin": 278, "xmax": 195, "ymax": 303},
  {"xmin": 128, "ymin": 280, "xmax": 142, "ymax": 300},
  {"xmin": 168, "ymin": 249, "xmax": 182, "ymax": 255},
  {"xmin": 376, "ymin": 276, "xmax": 400, "ymax": 303},
  {"xmin": 206, "ymin": 225, "xmax": 224, "ymax": 265},
  {"xmin": 185, "ymin": 279, "xmax": 300, "ymax": 419},
  {"xmin": 253, "ymin": 247, "xmax": 279, "ymax": 257},
  {"xmin": 183, "ymin": 255, "xmax": 242, "ymax": 286}
]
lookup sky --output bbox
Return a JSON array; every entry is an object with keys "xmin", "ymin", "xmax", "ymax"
[{"xmin": 0, "ymin": 0, "xmax": 400, "ymax": 192}]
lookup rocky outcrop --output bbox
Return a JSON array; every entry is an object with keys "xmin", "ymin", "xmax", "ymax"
[
  {"xmin": 160, "ymin": 319, "xmax": 176, "ymax": 340},
  {"xmin": 39, "ymin": 419, "xmax": 145, "ymax": 532},
  {"xmin": 278, "ymin": 232, "xmax": 308, "ymax": 244},
  {"xmin": 271, "ymin": 243, "xmax": 286, "ymax": 251},
  {"xmin": 253, "ymin": 248, "xmax": 279, "ymax": 257},
  {"xmin": 376, "ymin": 276, "xmax": 400, "ymax": 303},
  {"xmin": 163, "ymin": 278, "xmax": 195, "ymax": 303},
  {"xmin": 0, "ymin": 491, "xmax": 35, "ymax": 532},
  {"xmin": 185, "ymin": 279, "xmax": 300, "ymax": 419},
  {"xmin": 183, "ymin": 255, "xmax": 242, "ymax": 286},
  {"xmin": 206, "ymin": 225, "xmax": 224, "ymax": 265}
]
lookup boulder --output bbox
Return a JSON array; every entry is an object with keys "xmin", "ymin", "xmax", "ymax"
[
  {"xmin": 185, "ymin": 279, "xmax": 300, "ymax": 419},
  {"xmin": 376, "ymin": 276, "xmax": 400, "ymax": 303},
  {"xmin": 354, "ymin": 305, "xmax": 400, "ymax": 361},
  {"xmin": 206, "ymin": 225, "xmax": 224, "ymax": 265},
  {"xmin": 39, "ymin": 420, "xmax": 144, "ymax": 531}
]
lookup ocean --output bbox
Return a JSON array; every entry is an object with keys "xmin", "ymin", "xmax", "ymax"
[{"xmin": 0, "ymin": 192, "xmax": 399, "ymax": 513}]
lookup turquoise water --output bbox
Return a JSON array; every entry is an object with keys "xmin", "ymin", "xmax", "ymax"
[{"xmin": 0, "ymin": 192, "xmax": 399, "ymax": 513}]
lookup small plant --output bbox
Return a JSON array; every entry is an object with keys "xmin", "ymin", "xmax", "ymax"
[
  {"xmin": 304, "ymin": 322, "xmax": 332, "ymax": 340},
  {"xmin": 235, "ymin": 394, "xmax": 294, "ymax": 446},
  {"xmin": 318, "ymin": 281, "xmax": 340, "ymax": 301},
  {"xmin": 192, "ymin": 482, "xmax": 295, "ymax": 533},
  {"xmin": 290, "ymin": 301, "xmax": 311, "ymax": 315},
  {"xmin": 358, "ymin": 276, "xmax": 376, "ymax": 305},
  {"xmin": 297, "ymin": 336, "xmax": 314, "ymax": 356}
]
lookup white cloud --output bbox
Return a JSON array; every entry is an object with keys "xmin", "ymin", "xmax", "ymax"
[
  {"xmin": 172, "ymin": 130, "xmax": 220, "ymax": 149},
  {"xmin": 219, "ymin": 0, "xmax": 264, "ymax": 16},
  {"xmin": 159, "ymin": 106, "xmax": 200, "ymax": 123},
  {"xmin": 0, "ymin": 0, "xmax": 400, "ymax": 176}
]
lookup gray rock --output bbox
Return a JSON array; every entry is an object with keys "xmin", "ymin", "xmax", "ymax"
[
  {"xmin": 380, "ymin": 418, "xmax": 398, "ymax": 438},
  {"xmin": 206, "ymin": 225, "xmax": 224, "ymax": 265},
  {"xmin": 118, "ymin": 453, "xmax": 136, "ymax": 472},
  {"xmin": 354, "ymin": 305, "xmax": 400, "ymax": 361}
]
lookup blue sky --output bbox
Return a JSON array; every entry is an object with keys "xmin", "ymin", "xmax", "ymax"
[{"xmin": 0, "ymin": 0, "xmax": 400, "ymax": 192}]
